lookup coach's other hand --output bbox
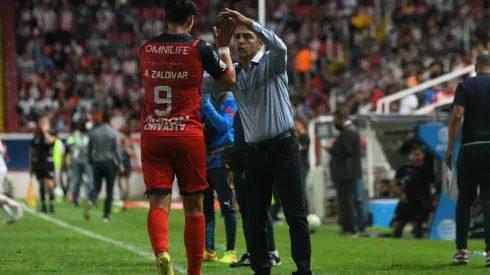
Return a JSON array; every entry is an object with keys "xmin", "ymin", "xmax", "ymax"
[
  {"xmin": 213, "ymin": 18, "xmax": 234, "ymax": 48},
  {"xmin": 218, "ymin": 8, "xmax": 252, "ymax": 28},
  {"xmin": 444, "ymin": 150, "xmax": 453, "ymax": 170}
]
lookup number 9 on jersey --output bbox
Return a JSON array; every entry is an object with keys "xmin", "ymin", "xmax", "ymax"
[{"xmin": 154, "ymin": 85, "xmax": 172, "ymax": 116}]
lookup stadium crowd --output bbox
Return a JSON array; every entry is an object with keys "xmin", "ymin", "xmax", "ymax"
[{"xmin": 14, "ymin": 0, "xmax": 490, "ymax": 132}]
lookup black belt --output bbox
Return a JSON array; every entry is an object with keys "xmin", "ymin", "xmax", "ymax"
[{"xmin": 247, "ymin": 129, "xmax": 293, "ymax": 151}]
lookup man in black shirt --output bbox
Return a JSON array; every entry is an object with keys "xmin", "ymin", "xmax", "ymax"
[
  {"xmin": 391, "ymin": 144, "xmax": 434, "ymax": 238},
  {"xmin": 29, "ymin": 116, "xmax": 57, "ymax": 213},
  {"xmin": 446, "ymin": 52, "xmax": 490, "ymax": 266},
  {"xmin": 326, "ymin": 108, "xmax": 363, "ymax": 234}
]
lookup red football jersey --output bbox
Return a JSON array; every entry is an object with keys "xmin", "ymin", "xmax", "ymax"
[{"xmin": 140, "ymin": 33, "xmax": 228, "ymax": 137}]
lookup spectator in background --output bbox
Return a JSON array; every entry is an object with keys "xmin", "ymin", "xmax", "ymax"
[
  {"xmin": 117, "ymin": 128, "xmax": 134, "ymax": 204},
  {"xmin": 295, "ymin": 44, "xmax": 313, "ymax": 89},
  {"xmin": 294, "ymin": 119, "xmax": 310, "ymax": 211},
  {"xmin": 65, "ymin": 118, "xmax": 93, "ymax": 207},
  {"xmin": 85, "ymin": 112, "xmax": 123, "ymax": 222},
  {"xmin": 325, "ymin": 108, "xmax": 363, "ymax": 235},
  {"xmin": 390, "ymin": 144, "xmax": 434, "ymax": 238},
  {"xmin": 17, "ymin": 52, "xmax": 36, "ymax": 79},
  {"xmin": 399, "ymin": 93, "xmax": 419, "ymax": 114},
  {"xmin": 379, "ymin": 179, "xmax": 392, "ymax": 198},
  {"xmin": 434, "ymin": 83, "xmax": 456, "ymax": 103}
]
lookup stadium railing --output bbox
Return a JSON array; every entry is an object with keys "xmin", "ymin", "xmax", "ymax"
[
  {"xmin": 413, "ymin": 97, "xmax": 454, "ymax": 115},
  {"xmin": 375, "ymin": 65, "xmax": 475, "ymax": 114}
]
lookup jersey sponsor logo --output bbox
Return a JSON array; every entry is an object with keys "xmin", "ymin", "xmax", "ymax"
[
  {"xmin": 144, "ymin": 70, "xmax": 188, "ymax": 80},
  {"xmin": 144, "ymin": 44, "xmax": 190, "ymax": 55},
  {"xmin": 213, "ymin": 49, "xmax": 219, "ymax": 62},
  {"xmin": 143, "ymin": 115, "xmax": 190, "ymax": 131}
]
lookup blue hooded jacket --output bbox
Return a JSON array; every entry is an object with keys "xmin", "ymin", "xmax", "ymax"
[{"xmin": 201, "ymin": 93, "xmax": 237, "ymax": 169}]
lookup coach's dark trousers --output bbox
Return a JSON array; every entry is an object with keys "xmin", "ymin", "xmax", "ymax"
[
  {"xmin": 335, "ymin": 179, "xmax": 357, "ymax": 233},
  {"xmin": 90, "ymin": 160, "xmax": 117, "ymax": 219},
  {"xmin": 245, "ymin": 130, "xmax": 311, "ymax": 275},
  {"xmin": 234, "ymin": 167, "xmax": 277, "ymax": 254},
  {"xmin": 456, "ymin": 143, "xmax": 490, "ymax": 252}
]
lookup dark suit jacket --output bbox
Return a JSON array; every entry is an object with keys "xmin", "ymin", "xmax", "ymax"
[{"xmin": 329, "ymin": 123, "xmax": 362, "ymax": 182}]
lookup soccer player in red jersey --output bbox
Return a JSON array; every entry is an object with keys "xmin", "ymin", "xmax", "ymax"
[{"xmin": 139, "ymin": 1, "xmax": 236, "ymax": 274}]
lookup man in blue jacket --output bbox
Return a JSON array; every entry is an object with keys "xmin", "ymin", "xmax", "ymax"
[{"xmin": 201, "ymin": 91, "xmax": 238, "ymax": 264}]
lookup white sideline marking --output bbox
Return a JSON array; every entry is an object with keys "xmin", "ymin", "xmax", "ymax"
[{"xmin": 22, "ymin": 205, "xmax": 189, "ymax": 274}]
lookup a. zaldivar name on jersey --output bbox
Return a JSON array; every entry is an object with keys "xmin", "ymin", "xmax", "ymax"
[{"xmin": 144, "ymin": 69, "xmax": 189, "ymax": 80}]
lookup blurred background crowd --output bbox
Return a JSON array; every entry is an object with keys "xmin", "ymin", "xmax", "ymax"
[{"xmin": 15, "ymin": 0, "xmax": 490, "ymax": 131}]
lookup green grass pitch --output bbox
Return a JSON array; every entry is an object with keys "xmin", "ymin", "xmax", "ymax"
[{"xmin": 0, "ymin": 202, "xmax": 487, "ymax": 275}]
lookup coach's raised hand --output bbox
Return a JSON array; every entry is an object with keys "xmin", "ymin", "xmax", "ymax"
[
  {"xmin": 218, "ymin": 8, "xmax": 252, "ymax": 28},
  {"xmin": 213, "ymin": 18, "xmax": 234, "ymax": 48}
]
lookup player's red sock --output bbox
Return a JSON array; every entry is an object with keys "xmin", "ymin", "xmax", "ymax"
[
  {"xmin": 184, "ymin": 214, "xmax": 205, "ymax": 275},
  {"xmin": 147, "ymin": 207, "xmax": 169, "ymax": 257}
]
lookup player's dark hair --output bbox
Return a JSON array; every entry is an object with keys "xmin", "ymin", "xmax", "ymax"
[{"xmin": 163, "ymin": 0, "xmax": 198, "ymax": 25}]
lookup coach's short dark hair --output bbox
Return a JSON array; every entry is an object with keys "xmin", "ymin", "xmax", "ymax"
[
  {"xmin": 476, "ymin": 51, "xmax": 490, "ymax": 68},
  {"xmin": 163, "ymin": 0, "xmax": 198, "ymax": 25}
]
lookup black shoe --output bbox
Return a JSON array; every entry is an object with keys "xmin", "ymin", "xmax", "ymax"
[
  {"xmin": 49, "ymin": 204, "xmax": 55, "ymax": 214},
  {"xmin": 269, "ymin": 253, "xmax": 281, "ymax": 267},
  {"xmin": 230, "ymin": 253, "xmax": 251, "ymax": 268},
  {"xmin": 40, "ymin": 205, "xmax": 47, "ymax": 213}
]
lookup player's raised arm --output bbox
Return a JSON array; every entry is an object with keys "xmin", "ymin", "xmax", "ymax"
[
  {"xmin": 219, "ymin": 8, "xmax": 287, "ymax": 73},
  {"xmin": 199, "ymin": 19, "xmax": 236, "ymax": 90}
]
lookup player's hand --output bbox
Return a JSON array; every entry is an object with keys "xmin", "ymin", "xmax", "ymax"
[
  {"xmin": 444, "ymin": 150, "xmax": 453, "ymax": 170},
  {"xmin": 120, "ymin": 167, "xmax": 125, "ymax": 174},
  {"xmin": 213, "ymin": 18, "xmax": 235, "ymax": 48},
  {"xmin": 218, "ymin": 8, "xmax": 252, "ymax": 28}
]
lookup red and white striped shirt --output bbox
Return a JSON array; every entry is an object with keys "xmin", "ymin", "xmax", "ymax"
[
  {"xmin": 111, "ymin": 115, "xmax": 126, "ymax": 130},
  {"xmin": 59, "ymin": 8, "xmax": 74, "ymax": 31},
  {"xmin": 114, "ymin": 74, "xmax": 124, "ymax": 96},
  {"xmin": 122, "ymin": 59, "xmax": 138, "ymax": 76},
  {"xmin": 96, "ymin": 10, "xmax": 114, "ymax": 32},
  {"xmin": 37, "ymin": 9, "xmax": 57, "ymax": 33}
]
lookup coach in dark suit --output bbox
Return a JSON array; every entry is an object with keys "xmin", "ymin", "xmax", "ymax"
[{"xmin": 326, "ymin": 108, "xmax": 363, "ymax": 234}]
